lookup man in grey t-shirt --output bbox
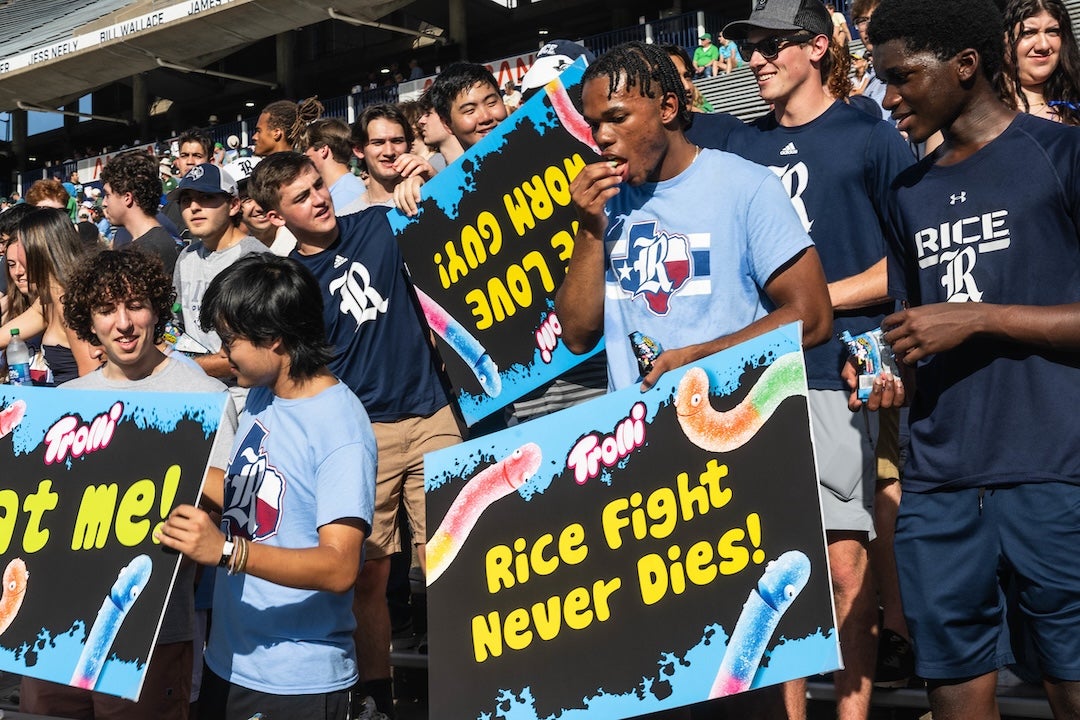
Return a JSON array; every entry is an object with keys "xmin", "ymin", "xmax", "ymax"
[
  {"xmin": 20, "ymin": 249, "xmax": 236, "ymax": 719},
  {"xmin": 173, "ymin": 163, "xmax": 268, "ymax": 411}
]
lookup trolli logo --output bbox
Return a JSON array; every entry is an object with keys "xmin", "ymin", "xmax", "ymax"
[{"xmin": 950, "ymin": 192, "xmax": 967, "ymax": 205}]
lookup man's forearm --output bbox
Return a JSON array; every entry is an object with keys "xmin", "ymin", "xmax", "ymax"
[{"xmin": 554, "ymin": 229, "xmax": 607, "ymax": 354}]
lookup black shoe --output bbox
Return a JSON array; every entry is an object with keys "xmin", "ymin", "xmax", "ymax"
[{"xmin": 875, "ymin": 628, "xmax": 915, "ymax": 688}]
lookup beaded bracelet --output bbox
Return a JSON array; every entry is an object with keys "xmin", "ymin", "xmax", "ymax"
[{"xmin": 227, "ymin": 536, "xmax": 249, "ymax": 576}]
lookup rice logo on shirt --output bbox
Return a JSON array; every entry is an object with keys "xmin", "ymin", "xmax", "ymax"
[
  {"xmin": 913, "ymin": 209, "xmax": 1011, "ymax": 302},
  {"xmin": 223, "ymin": 421, "xmax": 285, "ymax": 541},
  {"xmin": 610, "ymin": 220, "xmax": 704, "ymax": 315},
  {"xmin": 769, "ymin": 162, "xmax": 814, "ymax": 233},
  {"xmin": 328, "ymin": 261, "xmax": 389, "ymax": 330}
]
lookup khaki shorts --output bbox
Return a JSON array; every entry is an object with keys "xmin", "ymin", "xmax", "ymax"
[
  {"xmin": 809, "ymin": 389, "xmax": 876, "ymax": 538},
  {"xmin": 368, "ymin": 404, "xmax": 462, "ymax": 558}
]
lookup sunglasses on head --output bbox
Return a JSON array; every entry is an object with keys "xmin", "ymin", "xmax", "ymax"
[{"xmin": 735, "ymin": 33, "xmax": 817, "ymax": 60}]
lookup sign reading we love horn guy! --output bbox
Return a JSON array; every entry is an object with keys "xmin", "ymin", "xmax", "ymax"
[
  {"xmin": 0, "ymin": 386, "xmax": 226, "ymax": 701},
  {"xmin": 423, "ymin": 323, "xmax": 841, "ymax": 719},
  {"xmin": 387, "ymin": 58, "xmax": 603, "ymax": 426}
]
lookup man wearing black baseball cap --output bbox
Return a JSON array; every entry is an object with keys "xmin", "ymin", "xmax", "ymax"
[{"xmin": 723, "ymin": 0, "xmax": 833, "ymax": 40}]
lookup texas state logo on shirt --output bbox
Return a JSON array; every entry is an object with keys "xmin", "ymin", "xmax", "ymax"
[
  {"xmin": 607, "ymin": 219, "xmax": 711, "ymax": 315},
  {"xmin": 223, "ymin": 421, "xmax": 286, "ymax": 541}
]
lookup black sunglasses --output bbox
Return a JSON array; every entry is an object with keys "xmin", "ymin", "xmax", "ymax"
[{"xmin": 735, "ymin": 33, "xmax": 817, "ymax": 60}]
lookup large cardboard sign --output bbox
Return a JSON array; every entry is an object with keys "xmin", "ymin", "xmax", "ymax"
[
  {"xmin": 388, "ymin": 59, "xmax": 603, "ymax": 426},
  {"xmin": 0, "ymin": 386, "xmax": 226, "ymax": 700},
  {"xmin": 424, "ymin": 324, "xmax": 840, "ymax": 719}
]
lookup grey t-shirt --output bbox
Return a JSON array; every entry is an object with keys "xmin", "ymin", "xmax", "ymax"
[
  {"xmin": 173, "ymin": 236, "xmax": 269, "ymax": 355},
  {"xmin": 63, "ymin": 358, "xmax": 238, "ymax": 644},
  {"xmin": 131, "ymin": 225, "xmax": 181, "ymax": 276}
]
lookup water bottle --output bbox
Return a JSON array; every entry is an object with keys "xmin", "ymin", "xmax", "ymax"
[{"xmin": 6, "ymin": 329, "xmax": 31, "ymax": 386}]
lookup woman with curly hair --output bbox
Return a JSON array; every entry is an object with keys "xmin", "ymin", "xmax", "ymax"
[
  {"xmin": 1003, "ymin": 0, "xmax": 1080, "ymax": 124},
  {"xmin": 0, "ymin": 207, "xmax": 98, "ymax": 383}
]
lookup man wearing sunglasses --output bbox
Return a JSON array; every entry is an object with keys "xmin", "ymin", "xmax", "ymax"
[{"xmin": 721, "ymin": 1, "xmax": 917, "ymax": 718}]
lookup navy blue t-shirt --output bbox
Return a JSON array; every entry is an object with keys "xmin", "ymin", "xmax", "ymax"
[
  {"xmin": 292, "ymin": 207, "xmax": 448, "ymax": 422},
  {"xmin": 685, "ymin": 111, "xmax": 748, "ymax": 152},
  {"xmin": 886, "ymin": 112, "xmax": 1080, "ymax": 492},
  {"xmin": 722, "ymin": 101, "xmax": 915, "ymax": 389}
]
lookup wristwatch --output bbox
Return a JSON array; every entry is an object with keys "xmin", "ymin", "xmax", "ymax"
[{"xmin": 219, "ymin": 539, "xmax": 235, "ymax": 568}]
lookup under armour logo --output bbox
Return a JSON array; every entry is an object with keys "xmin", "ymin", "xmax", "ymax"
[{"xmin": 950, "ymin": 192, "xmax": 966, "ymax": 205}]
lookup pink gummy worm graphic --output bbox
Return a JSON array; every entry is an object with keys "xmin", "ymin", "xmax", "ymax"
[
  {"xmin": 710, "ymin": 551, "xmax": 811, "ymax": 698},
  {"xmin": 427, "ymin": 443, "xmax": 542, "ymax": 585},
  {"xmin": 0, "ymin": 399, "xmax": 26, "ymax": 438},
  {"xmin": 544, "ymin": 78, "xmax": 600, "ymax": 154}
]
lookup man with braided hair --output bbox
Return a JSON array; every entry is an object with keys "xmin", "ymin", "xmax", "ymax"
[
  {"xmin": 252, "ymin": 98, "xmax": 322, "ymax": 157},
  {"xmin": 557, "ymin": 40, "xmax": 831, "ymax": 391},
  {"xmin": 557, "ymin": 42, "xmax": 831, "ymax": 718}
]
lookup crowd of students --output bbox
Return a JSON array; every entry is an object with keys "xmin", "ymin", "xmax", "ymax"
[{"xmin": 3, "ymin": 0, "xmax": 1080, "ymax": 718}]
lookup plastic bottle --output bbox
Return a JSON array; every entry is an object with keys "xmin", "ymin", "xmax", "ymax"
[{"xmin": 6, "ymin": 329, "xmax": 31, "ymax": 386}]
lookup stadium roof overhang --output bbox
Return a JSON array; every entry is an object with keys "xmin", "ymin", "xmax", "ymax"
[{"xmin": 0, "ymin": 0, "xmax": 416, "ymax": 114}]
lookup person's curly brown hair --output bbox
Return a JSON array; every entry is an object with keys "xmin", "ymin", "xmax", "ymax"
[{"xmin": 63, "ymin": 249, "xmax": 176, "ymax": 346}]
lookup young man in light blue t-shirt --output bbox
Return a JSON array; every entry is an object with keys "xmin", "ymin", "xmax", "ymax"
[
  {"xmin": 557, "ymin": 40, "xmax": 832, "ymax": 394},
  {"xmin": 158, "ymin": 253, "xmax": 376, "ymax": 720}
]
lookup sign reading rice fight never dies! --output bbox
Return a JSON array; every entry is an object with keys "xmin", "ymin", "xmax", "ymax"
[
  {"xmin": 387, "ymin": 58, "xmax": 603, "ymax": 426},
  {"xmin": 424, "ymin": 324, "xmax": 840, "ymax": 719},
  {"xmin": 0, "ymin": 386, "xmax": 226, "ymax": 701}
]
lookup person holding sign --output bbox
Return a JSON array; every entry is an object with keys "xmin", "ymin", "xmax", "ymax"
[
  {"xmin": 17, "ymin": 249, "xmax": 237, "ymax": 720},
  {"xmin": 157, "ymin": 253, "xmax": 376, "ymax": 720},
  {"xmin": 556, "ymin": 41, "xmax": 832, "ymax": 394}
]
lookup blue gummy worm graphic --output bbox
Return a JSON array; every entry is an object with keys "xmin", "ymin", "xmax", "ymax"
[
  {"xmin": 416, "ymin": 287, "xmax": 502, "ymax": 397},
  {"xmin": 71, "ymin": 554, "xmax": 153, "ymax": 689},
  {"xmin": 710, "ymin": 551, "xmax": 811, "ymax": 698}
]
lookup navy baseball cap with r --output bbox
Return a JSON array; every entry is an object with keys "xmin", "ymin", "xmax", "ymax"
[
  {"xmin": 723, "ymin": 0, "xmax": 833, "ymax": 40},
  {"xmin": 176, "ymin": 163, "xmax": 238, "ymax": 198}
]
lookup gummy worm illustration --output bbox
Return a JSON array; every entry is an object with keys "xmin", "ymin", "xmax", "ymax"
[
  {"xmin": 0, "ymin": 559, "xmax": 28, "ymax": 635},
  {"xmin": 0, "ymin": 399, "xmax": 26, "ymax": 438},
  {"xmin": 675, "ymin": 352, "xmax": 805, "ymax": 452},
  {"xmin": 544, "ymin": 77, "xmax": 601, "ymax": 154},
  {"xmin": 710, "ymin": 551, "xmax": 811, "ymax": 698},
  {"xmin": 71, "ymin": 554, "xmax": 152, "ymax": 689},
  {"xmin": 427, "ymin": 443, "xmax": 542, "ymax": 584},
  {"xmin": 416, "ymin": 286, "xmax": 502, "ymax": 397}
]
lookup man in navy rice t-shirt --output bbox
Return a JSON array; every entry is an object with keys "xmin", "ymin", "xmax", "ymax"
[
  {"xmin": 248, "ymin": 152, "xmax": 462, "ymax": 717},
  {"xmin": 857, "ymin": 1, "xmax": 1080, "ymax": 717}
]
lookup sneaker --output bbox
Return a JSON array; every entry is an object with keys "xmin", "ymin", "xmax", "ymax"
[{"xmin": 875, "ymin": 628, "xmax": 915, "ymax": 688}]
